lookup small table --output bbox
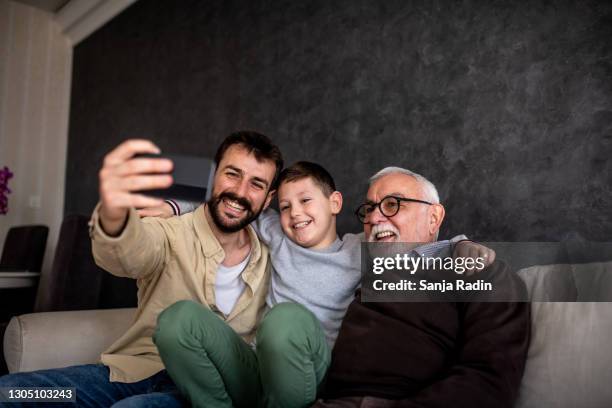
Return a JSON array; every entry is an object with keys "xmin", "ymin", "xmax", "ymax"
[{"xmin": 0, "ymin": 271, "xmax": 41, "ymax": 289}]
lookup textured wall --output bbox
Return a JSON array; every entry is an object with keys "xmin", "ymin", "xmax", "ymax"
[
  {"xmin": 0, "ymin": 0, "xmax": 72, "ymax": 278},
  {"xmin": 66, "ymin": 0, "xmax": 612, "ymax": 241}
]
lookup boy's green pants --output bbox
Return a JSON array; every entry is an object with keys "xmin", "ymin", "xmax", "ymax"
[{"xmin": 154, "ymin": 300, "xmax": 331, "ymax": 408}]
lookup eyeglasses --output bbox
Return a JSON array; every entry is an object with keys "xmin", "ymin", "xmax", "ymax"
[{"xmin": 355, "ymin": 195, "xmax": 432, "ymax": 224}]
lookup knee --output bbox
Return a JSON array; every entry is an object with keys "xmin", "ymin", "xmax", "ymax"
[
  {"xmin": 264, "ymin": 302, "xmax": 314, "ymax": 324},
  {"xmin": 154, "ymin": 300, "xmax": 215, "ymax": 351},
  {"xmin": 157, "ymin": 300, "xmax": 206, "ymax": 327},
  {"xmin": 257, "ymin": 303, "xmax": 317, "ymax": 349}
]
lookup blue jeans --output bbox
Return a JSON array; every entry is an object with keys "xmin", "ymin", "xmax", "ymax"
[{"xmin": 0, "ymin": 364, "xmax": 186, "ymax": 407}]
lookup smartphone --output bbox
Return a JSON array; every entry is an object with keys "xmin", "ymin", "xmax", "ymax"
[{"xmin": 134, "ymin": 153, "xmax": 215, "ymax": 202}]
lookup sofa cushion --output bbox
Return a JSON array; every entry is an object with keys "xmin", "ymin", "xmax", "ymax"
[
  {"xmin": 516, "ymin": 262, "xmax": 612, "ymax": 408},
  {"xmin": 4, "ymin": 308, "xmax": 136, "ymax": 373}
]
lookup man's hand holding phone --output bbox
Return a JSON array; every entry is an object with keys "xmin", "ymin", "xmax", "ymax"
[{"xmin": 98, "ymin": 139, "xmax": 174, "ymax": 236}]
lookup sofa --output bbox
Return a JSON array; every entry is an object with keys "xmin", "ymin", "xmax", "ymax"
[{"xmin": 3, "ymin": 261, "xmax": 612, "ymax": 408}]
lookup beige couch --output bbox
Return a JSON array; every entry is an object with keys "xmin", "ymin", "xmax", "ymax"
[
  {"xmin": 4, "ymin": 263, "xmax": 612, "ymax": 408},
  {"xmin": 3, "ymin": 308, "xmax": 136, "ymax": 374}
]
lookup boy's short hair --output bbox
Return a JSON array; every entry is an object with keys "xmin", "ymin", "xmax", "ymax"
[
  {"xmin": 278, "ymin": 161, "xmax": 336, "ymax": 196},
  {"xmin": 214, "ymin": 131, "xmax": 284, "ymax": 190}
]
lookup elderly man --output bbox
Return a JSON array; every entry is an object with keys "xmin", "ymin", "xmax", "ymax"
[{"xmin": 314, "ymin": 167, "xmax": 530, "ymax": 408}]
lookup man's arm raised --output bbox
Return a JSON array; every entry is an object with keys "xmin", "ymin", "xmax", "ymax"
[{"xmin": 92, "ymin": 139, "xmax": 175, "ymax": 279}]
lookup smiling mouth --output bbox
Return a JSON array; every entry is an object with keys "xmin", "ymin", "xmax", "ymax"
[
  {"xmin": 223, "ymin": 198, "xmax": 246, "ymax": 214},
  {"xmin": 293, "ymin": 220, "xmax": 312, "ymax": 230},
  {"xmin": 375, "ymin": 231, "xmax": 397, "ymax": 241}
]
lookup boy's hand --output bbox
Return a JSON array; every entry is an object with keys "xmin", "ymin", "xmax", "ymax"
[
  {"xmin": 98, "ymin": 139, "xmax": 173, "ymax": 236},
  {"xmin": 453, "ymin": 241, "xmax": 496, "ymax": 276},
  {"xmin": 137, "ymin": 202, "xmax": 175, "ymax": 218}
]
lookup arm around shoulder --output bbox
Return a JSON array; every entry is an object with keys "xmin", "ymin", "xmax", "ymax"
[{"xmin": 252, "ymin": 208, "xmax": 283, "ymax": 245}]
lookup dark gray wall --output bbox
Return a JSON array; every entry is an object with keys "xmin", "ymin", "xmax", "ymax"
[{"xmin": 66, "ymin": 0, "xmax": 612, "ymax": 241}]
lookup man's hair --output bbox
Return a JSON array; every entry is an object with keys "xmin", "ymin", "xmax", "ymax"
[
  {"xmin": 278, "ymin": 161, "xmax": 336, "ymax": 197},
  {"xmin": 369, "ymin": 167, "xmax": 440, "ymax": 204},
  {"xmin": 214, "ymin": 131, "xmax": 284, "ymax": 190}
]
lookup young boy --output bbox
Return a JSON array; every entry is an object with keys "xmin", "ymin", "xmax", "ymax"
[{"xmin": 149, "ymin": 161, "xmax": 490, "ymax": 408}]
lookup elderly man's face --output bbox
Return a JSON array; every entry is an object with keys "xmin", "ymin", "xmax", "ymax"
[{"xmin": 364, "ymin": 172, "xmax": 444, "ymax": 243}]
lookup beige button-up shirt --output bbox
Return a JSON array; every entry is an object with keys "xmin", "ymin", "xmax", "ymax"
[{"xmin": 90, "ymin": 204, "xmax": 271, "ymax": 383}]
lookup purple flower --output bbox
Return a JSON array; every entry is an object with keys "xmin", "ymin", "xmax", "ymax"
[{"xmin": 0, "ymin": 166, "xmax": 14, "ymax": 215}]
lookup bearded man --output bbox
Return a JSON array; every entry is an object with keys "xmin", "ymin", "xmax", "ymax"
[{"xmin": 0, "ymin": 131, "xmax": 282, "ymax": 407}]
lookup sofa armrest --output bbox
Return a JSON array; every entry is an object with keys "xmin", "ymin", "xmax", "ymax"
[{"xmin": 3, "ymin": 308, "xmax": 136, "ymax": 373}]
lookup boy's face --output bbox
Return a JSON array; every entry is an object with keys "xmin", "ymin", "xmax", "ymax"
[{"xmin": 278, "ymin": 177, "xmax": 342, "ymax": 249}]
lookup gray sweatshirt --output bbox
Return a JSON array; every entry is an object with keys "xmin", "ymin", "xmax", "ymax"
[
  {"xmin": 253, "ymin": 209, "xmax": 462, "ymax": 347},
  {"xmin": 168, "ymin": 201, "xmax": 462, "ymax": 347}
]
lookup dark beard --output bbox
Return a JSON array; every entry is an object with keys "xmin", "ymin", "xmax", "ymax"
[{"xmin": 208, "ymin": 191, "xmax": 263, "ymax": 233}]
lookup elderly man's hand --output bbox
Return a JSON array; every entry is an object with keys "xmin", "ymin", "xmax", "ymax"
[{"xmin": 453, "ymin": 241, "xmax": 496, "ymax": 276}]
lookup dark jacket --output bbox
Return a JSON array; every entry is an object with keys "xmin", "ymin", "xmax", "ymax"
[{"xmin": 324, "ymin": 260, "xmax": 531, "ymax": 408}]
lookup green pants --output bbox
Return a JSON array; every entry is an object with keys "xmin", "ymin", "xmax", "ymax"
[{"xmin": 154, "ymin": 300, "xmax": 331, "ymax": 408}]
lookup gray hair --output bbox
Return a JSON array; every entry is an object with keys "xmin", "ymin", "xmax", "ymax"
[{"xmin": 369, "ymin": 167, "xmax": 440, "ymax": 204}]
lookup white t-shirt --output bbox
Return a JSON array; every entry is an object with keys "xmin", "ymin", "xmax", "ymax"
[{"xmin": 215, "ymin": 252, "xmax": 251, "ymax": 315}]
